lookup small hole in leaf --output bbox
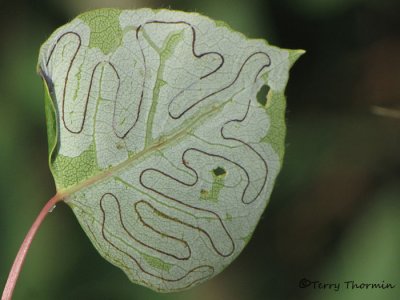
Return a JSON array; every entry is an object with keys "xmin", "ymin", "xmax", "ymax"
[
  {"xmin": 257, "ymin": 85, "xmax": 270, "ymax": 106},
  {"xmin": 213, "ymin": 167, "xmax": 226, "ymax": 177}
]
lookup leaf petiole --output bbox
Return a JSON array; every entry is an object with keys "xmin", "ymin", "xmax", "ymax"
[{"xmin": 1, "ymin": 194, "xmax": 63, "ymax": 300}]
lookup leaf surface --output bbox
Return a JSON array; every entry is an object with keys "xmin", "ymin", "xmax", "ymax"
[{"xmin": 38, "ymin": 8, "xmax": 302, "ymax": 292}]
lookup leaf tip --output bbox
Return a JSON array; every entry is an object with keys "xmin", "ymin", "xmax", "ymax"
[{"xmin": 289, "ymin": 49, "xmax": 306, "ymax": 66}]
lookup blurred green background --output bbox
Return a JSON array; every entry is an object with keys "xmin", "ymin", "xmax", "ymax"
[{"xmin": 0, "ymin": 0, "xmax": 399, "ymax": 299}]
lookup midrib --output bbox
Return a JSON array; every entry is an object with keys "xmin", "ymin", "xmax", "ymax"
[{"xmin": 59, "ymin": 101, "xmax": 227, "ymax": 200}]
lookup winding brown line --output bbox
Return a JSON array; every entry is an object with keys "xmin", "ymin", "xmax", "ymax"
[
  {"xmin": 130, "ymin": 19, "xmax": 225, "ymax": 141},
  {"xmin": 110, "ymin": 27, "xmax": 147, "ymax": 139},
  {"xmin": 221, "ymin": 99, "xmax": 268, "ymax": 204},
  {"xmin": 254, "ymin": 63, "xmax": 269, "ymax": 83},
  {"xmin": 45, "ymin": 31, "xmax": 81, "ymax": 67},
  {"xmin": 112, "ymin": 88, "xmax": 144, "ymax": 139},
  {"xmin": 168, "ymin": 51, "xmax": 271, "ymax": 120},
  {"xmin": 134, "ymin": 200, "xmax": 192, "ymax": 259},
  {"xmin": 99, "ymin": 193, "xmax": 214, "ymax": 285},
  {"xmin": 45, "ymin": 31, "xmax": 84, "ymax": 134},
  {"xmin": 136, "ymin": 198, "xmax": 233, "ymax": 259},
  {"xmin": 45, "ymin": 30, "xmax": 132, "ymax": 139},
  {"xmin": 75, "ymin": 61, "xmax": 121, "ymax": 134},
  {"xmin": 140, "ymin": 20, "xmax": 224, "ymax": 78},
  {"xmin": 100, "ymin": 193, "xmax": 190, "ymax": 260},
  {"xmin": 142, "ymin": 147, "xmax": 251, "ymax": 204},
  {"xmin": 139, "ymin": 147, "xmax": 243, "ymax": 257},
  {"xmin": 135, "ymin": 20, "xmax": 226, "ymax": 120}
]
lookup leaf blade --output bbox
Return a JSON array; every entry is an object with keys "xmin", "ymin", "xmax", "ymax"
[{"xmin": 38, "ymin": 8, "xmax": 303, "ymax": 292}]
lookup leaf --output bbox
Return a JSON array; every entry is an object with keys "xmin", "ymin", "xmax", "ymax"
[{"xmin": 37, "ymin": 8, "xmax": 303, "ymax": 292}]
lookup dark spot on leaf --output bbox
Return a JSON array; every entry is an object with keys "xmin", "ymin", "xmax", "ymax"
[
  {"xmin": 200, "ymin": 189, "xmax": 209, "ymax": 196},
  {"xmin": 213, "ymin": 167, "xmax": 226, "ymax": 177},
  {"xmin": 257, "ymin": 85, "xmax": 270, "ymax": 106}
]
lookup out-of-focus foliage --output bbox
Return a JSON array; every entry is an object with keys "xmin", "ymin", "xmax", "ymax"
[{"xmin": 0, "ymin": 0, "xmax": 399, "ymax": 300}]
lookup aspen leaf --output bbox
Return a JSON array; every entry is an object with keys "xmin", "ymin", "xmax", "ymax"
[{"xmin": 37, "ymin": 8, "xmax": 303, "ymax": 292}]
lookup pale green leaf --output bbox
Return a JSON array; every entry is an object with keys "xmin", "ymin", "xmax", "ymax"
[{"xmin": 37, "ymin": 8, "xmax": 303, "ymax": 292}]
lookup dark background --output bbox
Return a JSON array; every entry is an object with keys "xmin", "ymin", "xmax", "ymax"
[{"xmin": 0, "ymin": 0, "xmax": 399, "ymax": 299}]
